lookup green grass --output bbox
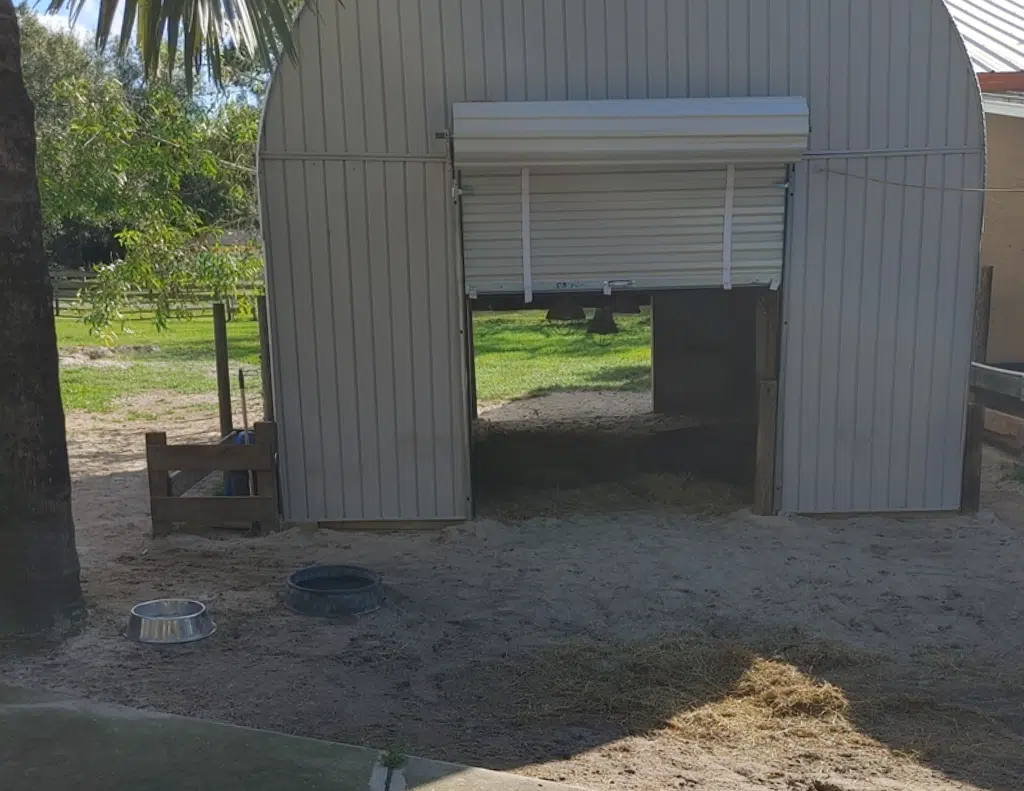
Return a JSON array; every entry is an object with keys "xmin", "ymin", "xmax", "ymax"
[
  {"xmin": 54, "ymin": 309, "xmax": 651, "ymax": 412},
  {"xmin": 56, "ymin": 316, "xmax": 261, "ymax": 364},
  {"xmin": 473, "ymin": 310, "xmax": 651, "ymax": 404},
  {"xmin": 59, "ymin": 364, "xmax": 216, "ymax": 412},
  {"xmin": 56, "ymin": 316, "xmax": 260, "ymax": 411}
]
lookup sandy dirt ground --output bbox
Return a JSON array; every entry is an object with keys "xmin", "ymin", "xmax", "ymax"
[
  {"xmin": 3, "ymin": 391, "xmax": 1024, "ymax": 791},
  {"xmin": 479, "ymin": 390, "xmax": 719, "ymax": 432}
]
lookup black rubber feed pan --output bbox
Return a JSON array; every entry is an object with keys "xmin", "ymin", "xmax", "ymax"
[{"xmin": 284, "ymin": 564, "xmax": 383, "ymax": 617}]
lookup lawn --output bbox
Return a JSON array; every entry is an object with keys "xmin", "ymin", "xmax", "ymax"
[
  {"xmin": 56, "ymin": 316, "xmax": 261, "ymax": 411},
  {"xmin": 55, "ymin": 309, "xmax": 651, "ymax": 411},
  {"xmin": 472, "ymin": 310, "xmax": 651, "ymax": 404}
]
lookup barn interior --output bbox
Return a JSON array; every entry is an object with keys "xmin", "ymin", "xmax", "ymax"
[{"xmin": 469, "ymin": 288, "xmax": 768, "ymax": 516}]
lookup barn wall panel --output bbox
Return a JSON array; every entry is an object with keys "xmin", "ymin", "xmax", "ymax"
[
  {"xmin": 779, "ymin": 152, "xmax": 984, "ymax": 512},
  {"xmin": 264, "ymin": 0, "xmax": 980, "ymax": 159},
  {"xmin": 259, "ymin": 158, "xmax": 469, "ymax": 520},
  {"xmin": 259, "ymin": 0, "xmax": 984, "ymax": 518}
]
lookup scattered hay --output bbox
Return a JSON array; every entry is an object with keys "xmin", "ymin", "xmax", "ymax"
[
  {"xmin": 734, "ymin": 658, "xmax": 849, "ymax": 718},
  {"xmin": 445, "ymin": 632, "xmax": 1024, "ymax": 786},
  {"xmin": 671, "ymin": 658, "xmax": 857, "ymax": 751},
  {"xmin": 473, "ymin": 412, "xmax": 756, "ymax": 513},
  {"xmin": 445, "ymin": 636, "xmax": 861, "ymax": 752}
]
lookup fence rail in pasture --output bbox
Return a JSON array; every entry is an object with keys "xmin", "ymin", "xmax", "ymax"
[{"xmin": 50, "ymin": 270, "xmax": 263, "ymax": 318}]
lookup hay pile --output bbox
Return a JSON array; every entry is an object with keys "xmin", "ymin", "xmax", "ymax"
[
  {"xmin": 445, "ymin": 632, "xmax": 1024, "ymax": 782},
  {"xmin": 445, "ymin": 637, "xmax": 868, "ymax": 753}
]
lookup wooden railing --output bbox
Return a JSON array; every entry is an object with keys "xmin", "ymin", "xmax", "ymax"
[
  {"xmin": 145, "ymin": 421, "xmax": 279, "ymax": 537},
  {"xmin": 50, "ymin": 270, "xmax": 262, "ymax": 318}
]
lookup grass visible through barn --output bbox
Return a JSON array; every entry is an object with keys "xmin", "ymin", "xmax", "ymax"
[{"xmin": 56, "ymin": 309, "xmax": 651, "ymax": 412}]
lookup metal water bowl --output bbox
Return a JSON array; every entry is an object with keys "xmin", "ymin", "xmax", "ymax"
[
  {"xmin": 284, "ymin": 565, "xmax": 383, "ymax": 617},
  {"xmin": 126, "ymin": 599, "xmax": 216, "ymax": 644}
]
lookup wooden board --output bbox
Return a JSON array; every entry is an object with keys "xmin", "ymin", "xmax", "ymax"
[
  {"xmin": 972, "ymin": 266, "xmax": 993, "ymax": 363},
  {"xmin": 167, "ymin": 431, "xmax": 240, "ymax": 496},
  {"xmin": 961, "ymin": 403, "xmax": 984, "ymax": 514},
  {"xmin": 151, "ymin": 495, "xmax": 276, "ymax": 524},
  {"xmin": 753, "ymin": 379, "xmax": 779, "ymax": 516},
  {"xmin": 970, "ymin": 387, "xmax": 1024, "ymax": 422},
  {"xmin": 970, "ymin": 363, "xmax": 1024, "ymax": 401},
  {"xmin": 147, "ymin": 442, "xmax": 273, "ymax": 473},
  {"xmin": 146, "ymin": 433, "xmax": 172, "ymax": 537},
  {"xmin": 213, "ymin": 302, "xmax": 233, "ymax": 437},
  {"xmin": 755, "ymin": 291, "xmax": 780, "ymax": 380}
]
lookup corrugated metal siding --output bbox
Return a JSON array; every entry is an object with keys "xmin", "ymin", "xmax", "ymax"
[
  {"xmin": 945, "ymin": 0, "xmax": 1024, "ymax": 72},
  {"xmin": 260, "ymin": 156, "xmax": 469, "ymax": 521},
  {"xmin": 263, "ymin": 0, "xmax": 983, "ymax": 158},
  {"xmin": 781, "ymin": 153, "xmax": 985, "ymax": 512},
  {"xmin": 260, "ymin": 0, "xmax": 984, "ymax": 518}
]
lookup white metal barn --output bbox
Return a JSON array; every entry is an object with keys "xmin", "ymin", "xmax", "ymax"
[{"xmin": 258, "ymin": 0, "xmax": 985, "ymax": 524}]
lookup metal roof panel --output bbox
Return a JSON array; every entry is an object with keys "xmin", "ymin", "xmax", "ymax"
[{"xmin": 946, "ymin": 0, "xmax": 1024, "ymax": 72}]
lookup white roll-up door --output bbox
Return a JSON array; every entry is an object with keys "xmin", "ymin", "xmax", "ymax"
[
  {"xmin": 460, "ymin": 166, "xmax": 787, "ymax": 296},
  {"xmin": 461, "ymin": 174, "xmax": 523, "ymax": 295},
  {"xmin": 453, "ymin": 97, "xmax": 809, "ymax": 168}
]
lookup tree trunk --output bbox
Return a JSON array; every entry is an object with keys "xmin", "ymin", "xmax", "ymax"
[{"xmin": 0, "ymin": 0, "xmax": 82, "ymax": 634}]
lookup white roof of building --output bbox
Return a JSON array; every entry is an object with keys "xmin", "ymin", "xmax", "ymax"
[{"xmin": 946, "ymin": 0, "xmax": 1024, "ymax": 72}]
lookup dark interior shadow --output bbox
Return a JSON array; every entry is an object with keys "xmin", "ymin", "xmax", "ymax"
[{"xmin": 473, "ymin": 414, "xmax": 755, "ymax": 498}]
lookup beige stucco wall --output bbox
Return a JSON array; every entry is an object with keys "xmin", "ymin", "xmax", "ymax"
[{"xmin": 982, "ymin": 113, "xmax": 1024, "ymax": 364}]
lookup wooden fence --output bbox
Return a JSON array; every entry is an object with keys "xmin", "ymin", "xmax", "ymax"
[
  {"xmin": 51, "ymin": 270, "xmax": 261, "ymax": 319},
  {"xmin": 146, "ymin": 421, "xmax": 279, "ymax": 537}
]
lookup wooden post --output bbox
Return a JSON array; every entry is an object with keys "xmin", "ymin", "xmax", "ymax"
[
  {"xmin": 753, "ymin": 290, "xmax": 781, "ymax": 516},
  {"xmin": 146, "ymin": 432, "xmax": 172, "ymax": 537},
  {"xmin": 754, "ymin": 381, "xmax": 780, "ymax": 515},
  {"xmin": 465, "ymin": 298, "xmax": 478, "ymax": 420},
  {"xmin": 972, "ymin": 266, "xmax": 994, "ymax": 364},
  {"xmin": 254, "ymin": 421, "xmax": 280, "ymax": 533},
  {"xmin": 962, "ymin": 266, "xmax": 994, "ymax": 513},
  {"xmin": 962, "ymin": 403, "xmax": 984, "ymax": 513},
  {"xmin": 213, "ymin": 302, "xmax": 233, "ymax": 437},
  {"xmin": 755, "ymin": 292, "xmax": 780, "ymax": 382},
  {"xmin": 257, "ymin": 294, "xmax": 275, "ymax": 422}
]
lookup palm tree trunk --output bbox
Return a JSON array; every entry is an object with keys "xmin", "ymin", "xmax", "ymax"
[{"xmin": 0, "ymin": 0, "xmax": 82, "ymax": 634}]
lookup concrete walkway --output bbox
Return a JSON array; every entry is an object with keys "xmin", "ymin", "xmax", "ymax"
[{"xmin": 0, "ymin": 685, "xmax": 587, "ymax": 791}]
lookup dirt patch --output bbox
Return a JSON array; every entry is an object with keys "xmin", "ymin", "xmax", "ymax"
[
  {"xmin": 3, "ymin": 396, "xmax": 1024, "ymax": 791},
  {"xmin": 474, "ymin": 391, "xmax": 755, "ymax": 506},
  {"xmin": 478, "ymin": 474, "xmax": 749, "ymax": 520},
  {"xmin": 480, "ymin": 390, "xmax": 657, "ymax": 424},
  {"xmin": 59, "ymin": 346, "xmax": 130, "ymax": 369}
]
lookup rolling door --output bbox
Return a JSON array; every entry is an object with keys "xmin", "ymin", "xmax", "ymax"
[
  {"xmin": 460, "ymin": 166, "xmax": 787, "ymax": 296},
  {"xmin": 460, "ymin": 173, "xmax": 523, "ymax": 295}
]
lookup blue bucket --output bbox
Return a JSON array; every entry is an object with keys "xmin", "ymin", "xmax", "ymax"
[{"xmin": 223, "ymin": 430, "xmax": 254, "ymax": 496}]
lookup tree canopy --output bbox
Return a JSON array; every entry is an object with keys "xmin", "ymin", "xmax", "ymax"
[{"xmin": 19, "ymin": 5, "xmax": 266, "ymax": 330}]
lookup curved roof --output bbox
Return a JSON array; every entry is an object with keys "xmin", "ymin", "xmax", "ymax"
[{"xmin": 946, "ymin": 0, "xmax": 1024, "ymax": 72}]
